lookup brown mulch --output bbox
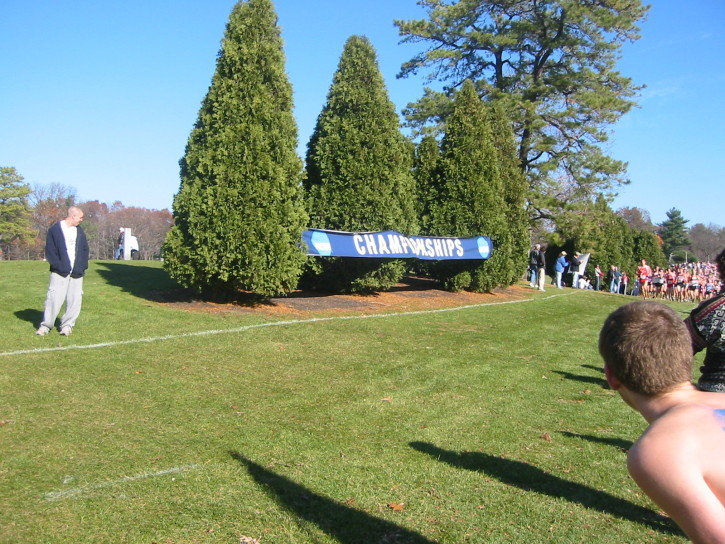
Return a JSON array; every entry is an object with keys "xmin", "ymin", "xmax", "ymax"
[{"xmin": 161, "ymin": 277, "xmax": 531, "ymax": 318}]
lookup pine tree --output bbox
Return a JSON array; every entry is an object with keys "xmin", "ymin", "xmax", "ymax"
[
  {"xmin": 429, "ymin": 80, "xmax": 508, "ymax": 292},
  {"xmin": 604, "ymin": 216, "xmax": 636, "ymax": 282},
  {"xmin": 163, "ymin": 0, "xmax": 307, "ymax": 298},
  {"xmin": 396, "ymin": 0, "xmax": 649, "ymax": 223},
  {"xmin": 304, "ymin": 35, "xmax": 417, "ymax": 293},
  {"xmin": 659, "ymin": 208, "xmax": 691, "ymax": 259},
  {"xmin": 410, "ymin": 135, "xmax": 441, "ymax": 279}
]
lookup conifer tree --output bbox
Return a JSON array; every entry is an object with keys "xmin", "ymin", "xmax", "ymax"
[
  {"xmin": 396, "ymin": 0, "xmax": 648, "ymax": 223},
  {"xmin": 631, "ymin": 229, "xmax": 667, "ymax": 273},
  {"xmin": 429, "ymin": 80, "xmax": 508, "ymax": 292},
  {"xmin": 659, "ymin": 208, "xmax": 691, "ymax": 259},
  {"xmin": 304, "ymin": 35, "xmax": 417, "ymax": 293},
  {"xmin": 414, "ymin": 135, "xmax": 441, "ymax": 236},
  {"xmin": 602, "ymin": 216, "xmax": 636, "ymax": 281},
  {"xmin": 163, "ymin": 0, "xmax": 307, "ymax": 298},
  {"xmin": 411, "ymin": 135, "xmax": 441, "ymax": 279},
  {"xmin": 0, "ymin": 167, "xmax": 35, "ymax": 258},
  {"xmin": 563, "ymin": 195, "xmax": 634, "ymax": 279},
  {"xmin": 488, "ymin": 103, "xmax": 528, "ymax": 284}
]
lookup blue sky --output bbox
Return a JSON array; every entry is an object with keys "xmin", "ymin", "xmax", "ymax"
[{"xmin": 1, "ymin": 0, "xmax": 723, "ymax": 228}]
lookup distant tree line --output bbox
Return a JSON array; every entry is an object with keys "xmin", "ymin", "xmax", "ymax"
[
  {"xmin": 537, "ymin": 202, "xmax": 725, "ymax": 287},
  {"xmin": 0, "ymin": 171, "xmax": 172, "ymax": 261},
  {"xmin": 615, "ymin": 206, "xmax": 725, "ymax": 265}
]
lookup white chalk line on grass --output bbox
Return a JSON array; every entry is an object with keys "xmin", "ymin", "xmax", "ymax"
[
  {"xmin": 37, "ymin": 291, "xmax": 574, "ymax": 502},
  {"xmin": 4, "ymin": 291, "xmax": 577, "ymax": 358},
  {"xmin": 44, "ymin": 464, "xmax": 201, "ymax": 501}
]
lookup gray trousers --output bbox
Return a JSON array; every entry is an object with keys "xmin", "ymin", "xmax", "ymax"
[
  {"xmin": 537, "ymin": 267, "xmax": 546, "ymax": 290},
  {"xmin": 41, "ymin": 273, "xmax": 84, "ymax": 330}
]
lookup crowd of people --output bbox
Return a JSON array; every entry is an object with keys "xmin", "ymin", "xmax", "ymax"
[
  {"xmin": 606, "ymin": 259, "xmax": 722, "ymax": 302},
  {"xmin": 636, "ymin": 260, "xmax": 721, "ymax": 302},
  {"xmin": 527, "ymin": 246, "xmax": 722, "ymax": 303}
]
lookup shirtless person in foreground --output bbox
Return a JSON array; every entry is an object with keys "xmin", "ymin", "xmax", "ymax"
[{"xmin": 599, "ymin": 300, "xmax": 725, "ymax": 543}]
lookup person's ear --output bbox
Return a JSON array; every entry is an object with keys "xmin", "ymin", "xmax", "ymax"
[{"xmin": 603, "ymin": 364, "xmax": 620, "ymax": 390}]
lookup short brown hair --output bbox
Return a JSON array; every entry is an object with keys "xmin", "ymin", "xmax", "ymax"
[{"xmin": 599, "ymin": 301, "xmax": 693, "ymax": 395}]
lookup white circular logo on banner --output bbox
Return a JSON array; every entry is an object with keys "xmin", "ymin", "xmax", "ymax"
[
  {"xmin": 311, "ymin": 231, "xmax": 332, "ymax": 256},
  {"xmin": 477, "ymin": 237, "xmax": 491, "ymax": 259}
]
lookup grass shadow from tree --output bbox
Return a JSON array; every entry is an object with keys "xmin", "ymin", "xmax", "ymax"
[{"xmin": 95, "ymin": 262, "xmax": 273, "ymax": 308}]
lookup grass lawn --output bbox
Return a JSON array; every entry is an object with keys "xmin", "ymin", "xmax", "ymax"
[{"xmin": 0, "ymin": 260, "xmax": 697, "ymax": 543}]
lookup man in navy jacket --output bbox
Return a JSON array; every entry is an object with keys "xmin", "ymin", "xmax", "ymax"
[{"xmin": 36, "ymin": 206, "xmax": 89, "ymax": 336}]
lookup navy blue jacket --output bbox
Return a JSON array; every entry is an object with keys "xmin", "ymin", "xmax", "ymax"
[{"xmin": 45, "ymin": 221, "xmax": 90, "ymax": 278}]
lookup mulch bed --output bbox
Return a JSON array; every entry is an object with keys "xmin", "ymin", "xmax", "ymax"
[{"xmin": 157, "ymin": 277, "xmax": 531, "ymax": 318}]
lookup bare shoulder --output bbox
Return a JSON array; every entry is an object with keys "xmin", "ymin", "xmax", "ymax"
[
  {"xmin": 627, "ymin": 403, "xmax": 725, "ymax": 543},
  {"xmin": 629, "ymin": 403, "xmax": 725, "ymax": 473},
  {"xmin": 659, "ymin": 403, "xmax": 725, "ymax": 431}
]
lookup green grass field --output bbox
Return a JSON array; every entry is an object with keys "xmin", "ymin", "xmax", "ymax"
[{"xmin": 1, "ymin": 260, "xmax": 696, "ymax": 543}]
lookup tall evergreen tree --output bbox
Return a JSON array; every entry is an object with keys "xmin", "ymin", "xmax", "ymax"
[
  {"xmin": 602, "ymin": 215, "xmax": 636, "ymax": 282},
  {"xmin": 413, "ymin": 135, "xmax": 441, "ymax": 236},
  {"xmin": 410, "ymin": 135, "xmax": 442, "ymax": 279},
  {"xmin": 488, "ymin": 102, "xmax": 529, "ymax": 284},
  {"xmin": 0, "ymin": 167, "xmax": 35, "ymax": 258},
  {"xmin": 659, "ymin": 208, "xmax": 691, "ymax": 259},
  {"xmin": 633, "ymin": 229, "xmax": 667, "ymax": 271},
  {"xmin": 429, "ymin": 80, "xmax": 508, "ymax": 292},
  {"xmin": 304, "ymin": 35, "xmax": 417, "ymax": 293},
  {"xmin": 163, "ymin": 0, "xmax": 307, "ymax": 298},
  {"xmin": 557, "ymin": 195, "xmax": 634, "ymax": 279}
]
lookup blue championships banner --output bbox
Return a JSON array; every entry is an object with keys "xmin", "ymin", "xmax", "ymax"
[{"xmin": 302, "ymin": 229, "xmax": 493, "ymax": 260}]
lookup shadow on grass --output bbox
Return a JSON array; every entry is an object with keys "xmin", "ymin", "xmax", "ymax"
[
  {"xmin": 581, "ymin": 364, "xmax": 605, "ymax": 374},
  {"xmin": 95, "ymin": 262, "xmax": 190, "ymax": 301},
  {"xmin": 409, "ymin": 441, "xmax": 681, "ymax": 536},
  {"xmin": 95, "ymin": 262, "xmax": 272, "ymax": 307},
  {"xmin": 559, "ymin": 431, "xmax": 633, "ymax": 452},
  {"xmin": 92, "ymin": 265, "xmax": 457, "ymax": 311},
  {"xmin": 230, "ymin": 452, "xmax": 438, "ymax": 544},
  {"xmin": 550, "ymin": 370, "xmax": 608, "ymax": 388},
  {"xmin": 14, "ymin": 308, "xmax": 43, "ymax": 328}
]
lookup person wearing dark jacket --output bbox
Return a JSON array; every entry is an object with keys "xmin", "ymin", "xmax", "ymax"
[
  {"xmin": 685, "ymin": 247, "xmax": 725, "ymax": 391},
  {"xmin": 36, "ymin": 207, "xmax": 89, "ymax": 336}
]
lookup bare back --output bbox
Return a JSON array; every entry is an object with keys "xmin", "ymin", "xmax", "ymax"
[{"xmin": 628, "ymin": 396, "xmax": 725, "ymax": 543}]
